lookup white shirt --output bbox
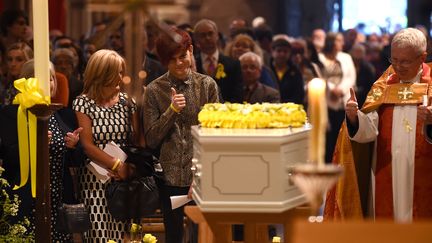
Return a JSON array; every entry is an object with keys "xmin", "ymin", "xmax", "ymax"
[{"xmin": 319, "ymin": 52, "xmax": 357, "ymax": 110}]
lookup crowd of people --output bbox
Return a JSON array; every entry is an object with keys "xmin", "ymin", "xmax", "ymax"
[{"xmin": 0, "ymin": 7, "xmax": 432, "ymax": 243}]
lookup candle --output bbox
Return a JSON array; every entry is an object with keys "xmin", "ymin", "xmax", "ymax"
[
  {"xmin": 307, "ymin": 78, "xmax": 328, "ymax": 165},
  {"xmin": 32, "ymin": 0, "xmax": 51, "ymax": 99}
]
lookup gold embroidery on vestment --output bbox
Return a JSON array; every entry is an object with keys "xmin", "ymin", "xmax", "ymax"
[
  {"xmin": 403, "ymin": 118, "xmax": 413, "ymax": 133},
  {"xmin": 398, "ymin": 86, "xmax": 414, "ymax": 100}
]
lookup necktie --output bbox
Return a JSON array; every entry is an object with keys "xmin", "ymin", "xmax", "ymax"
[{"xmin": 206, "ymin": 57, "xmax": 216, "ymax": 76}]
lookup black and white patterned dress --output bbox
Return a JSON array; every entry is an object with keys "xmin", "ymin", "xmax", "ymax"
[
  {"xmin": 72, "ymin": 93, "xmax": 136, "ymax": 243},
  {"xmin": 48, "ymin": 115, "xmax": 72, "ymax": 242}
]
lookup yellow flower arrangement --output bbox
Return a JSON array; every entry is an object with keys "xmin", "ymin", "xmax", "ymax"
[
  {"xmin": 198, "ymin": 103, "xmax": 307, "ymax": 129},
  {"xmin": 215, "ymin": 63, "xmax": 227, "ymax": 79}
]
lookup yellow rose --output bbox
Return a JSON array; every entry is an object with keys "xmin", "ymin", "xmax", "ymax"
[
  {"xmin": 130, "ymin": 223, "xmax": 140, "ymax": 233},
  {"xmin": 143, "ymin": 233, "xmax": 158, "ymax": 243}
]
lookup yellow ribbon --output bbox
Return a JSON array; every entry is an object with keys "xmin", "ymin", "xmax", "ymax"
[
  {"xmin": 215, "ymin": 63, "xmax": 227, "ymax": 79},
  {"xmin": 12, "ymin": 78, "xmax": 50, "ymax": 197}
]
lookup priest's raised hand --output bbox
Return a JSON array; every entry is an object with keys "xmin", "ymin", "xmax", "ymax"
[{"xmin": 345, "ymin": 87, "xmax": 359, "ymax": 125}]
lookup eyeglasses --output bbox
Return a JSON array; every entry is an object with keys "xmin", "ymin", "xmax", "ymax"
[
  {"xmin": 195, "ymin": 31, "xmax": 216, "ymax": 39},
  {"xmin": 241, "ymin": 64, "xmax": 260, "ymax": 71},
  {"xmin": 388, "ymin": 54, "xmax": 421, "ymax": 67}
]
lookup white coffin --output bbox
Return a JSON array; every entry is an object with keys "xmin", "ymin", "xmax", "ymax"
[{"xmin": 191, "ymin": 125, "xmax": 310, "ymax": 213}]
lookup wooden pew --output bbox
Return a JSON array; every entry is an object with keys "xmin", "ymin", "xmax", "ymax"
[
  {"xmin": 184, "ymin": 205, "xmax": 310, "ymax": 243},
  {"xmin": 291, "ymin": 220, "xmax": 432, "ymax": 243}
]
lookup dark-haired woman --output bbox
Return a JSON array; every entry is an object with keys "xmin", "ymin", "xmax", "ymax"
[{"xmin": 318, "ymin": 32, "xmax": 356, "ymax": 162}]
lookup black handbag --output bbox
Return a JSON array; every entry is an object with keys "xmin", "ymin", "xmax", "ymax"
[
  {"xmin": 54, "ymin": 110, "xmax": 91, "ymax": 233},
  {"xmin": 57, "ymin": 203, "xmax": 91, "ymax": 233},
  {"xmin": 105, "ymin": 146, "xmax": 161, "ymax": 221},
  {"xmin": 105, "ymin": 176, "xmax": 159, "ymax": 221}
]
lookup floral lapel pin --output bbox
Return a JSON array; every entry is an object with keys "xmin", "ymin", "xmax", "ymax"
[{"xmin": 215, "ymin": 63, "xmax": 227, "ymax": 79}]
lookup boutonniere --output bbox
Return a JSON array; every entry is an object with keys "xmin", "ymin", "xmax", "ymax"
[{"xmin": 215, "ymin": 63, "xmax": 227, "ymax": 79}]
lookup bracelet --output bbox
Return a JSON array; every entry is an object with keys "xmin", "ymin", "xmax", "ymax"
[
  {"xmin": 111, "ymin": 158, "xmax": 121, "ymax": 171},
  {"xmin": 170, "ymin": 103, "xmax": 180, "ymax": 113}
]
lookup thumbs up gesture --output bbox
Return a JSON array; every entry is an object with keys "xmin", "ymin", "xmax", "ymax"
[
  {"xmin": 346, "ymin": 88, "xmax": 359, "ymax": 125},
  {"xmin": 65, "ymin": 127, "xmax": 83, "ymax": 149},
  {"xmin": 171, "ymin": 87, "xmax": 186, "ymax": 113}
]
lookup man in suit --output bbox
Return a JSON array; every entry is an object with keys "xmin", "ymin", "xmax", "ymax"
[
  {"xmin": 193, "ymin": 19, "xmax": 243, "ymax": 103},
  {"xmin": 239, "ymin": 52, "xmax": 280, "ymax": 103}
]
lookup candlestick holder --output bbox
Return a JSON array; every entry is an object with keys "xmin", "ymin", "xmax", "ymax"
[
  {"xmin": 29, "ymin": 103, "xmax": 62, "ymax": 242},
  {"xmin": 288, "ymin": 163, "xmax": 343, "ymax": 221}
]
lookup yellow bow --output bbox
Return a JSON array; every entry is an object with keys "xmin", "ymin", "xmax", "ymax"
[{"xmin": 12, "ymin": 78, "xmax": 50, "ymax": 197}]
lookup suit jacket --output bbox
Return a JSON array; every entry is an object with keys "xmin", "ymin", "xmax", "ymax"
[
  {"xmin": 0, "ymin": 105, "xmax": 19, "ymax": 184},
  {"xmin": 245, "ymin": 82, "xmax": 280, "ymax": 104},
  {"xmin": 355, "ymin": 59, "xmax": 376, "ymax": 108},
  {"xmin": 0, "ymin": 105, "xmax": 34, "ymax": 220},
  {"xmin": 143, "ymin": 55, "xmax": 166, "ymax": 86},
  {"xmin": 67, "ymin": 74, "xmax": 84, "ymax": 108},
  {"xmin": 195, "ymin": 53, "xmax": 243, "ymax": 103}
]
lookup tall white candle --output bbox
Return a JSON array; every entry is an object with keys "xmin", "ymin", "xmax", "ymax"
[
  {"xmin": 32, "ymin": 0, "xmax": 51, "ymax": 99},
  {"xmin": 307, "ymin": 78, "xmax": 328, "ymax": 165}
]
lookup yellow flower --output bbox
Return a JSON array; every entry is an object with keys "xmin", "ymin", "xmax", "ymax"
[
  {"xmin": 215, "ymin": 63, "xmax": 227, "ymax": 79},
  {"xmin": 143, "ymin": 233, "xmax": 158, "ymax": 243},
  {"xmin": 107, "ymin": 240, "xmax": 117, "ymax": 243},
  {"xmin": 130, "ymin": 223, "xmax": 140, "ymax": 233}
]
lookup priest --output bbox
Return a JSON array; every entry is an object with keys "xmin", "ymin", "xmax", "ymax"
[{"xmin": 325, "ymin": 28, "xmax": 432, "ymax": 222}]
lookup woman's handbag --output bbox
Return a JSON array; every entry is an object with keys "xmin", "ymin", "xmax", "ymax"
[
  {"xmin": 54, "ymin": 110, "xmax": 91, "ymax": 233},
  {"xmin": 57, "ymin": 203, "xmax": 91, "ymax": 233},
  {"xmin": 105, "ymin": 146, "xmax": 161, "ymax": 221},
  {"xmin": 105, "ymin": 176, "xmax": 159, "ymax": 221}
]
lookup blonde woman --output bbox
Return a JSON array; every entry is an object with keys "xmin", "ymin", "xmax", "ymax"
[
  {"xmin": 225, "ymin": 33, "xmax": 264, "ymax": 60},
  {"xmin": 225, "ymin": 34, "xmax": 277, "ymax": 89},
  {"xmin": 72, "ymin": 49, "xmax": 139, "ymax": 242},
  {"xmin": 20, "ymin": 59, "xmax": 83, "ymax": 242},
  {"xmin": 0, "ymin": 42, "xmax": 33, "ymax": 105}
]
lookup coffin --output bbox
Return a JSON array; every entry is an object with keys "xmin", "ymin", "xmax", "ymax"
[{"xmin": 191, "ymin": 125, "xmax": 310, "ymax": 213}]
